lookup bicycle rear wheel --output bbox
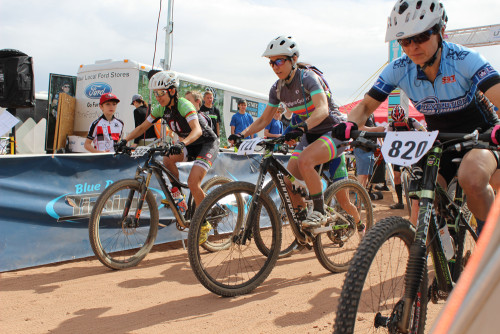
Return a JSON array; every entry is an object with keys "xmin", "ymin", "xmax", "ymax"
[
  {"xmin": 187, "ymin": 181, "xmax": 281, "ymax": 297},
  {"xmin": 334, "ymin": 216, "xmax": 427, "ymax": 334},
  {"xmin": 313, "ymin": 179, "xmax": 373, "ymax": 273},
  {"xmin": 89, "ymin": 179, "xmax": 159, "ymax": 270},
  {"xmin": 401, "ymin": 169, "xmax": 412, "ymax": 216}
]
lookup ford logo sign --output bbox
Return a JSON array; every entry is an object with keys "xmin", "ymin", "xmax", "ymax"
[
  {"xmin": 84, "ymin": 82, "xmax": 112, "ymax": 99},
  {"xmin": 396, "ymin": 32, "xmax": 405, "ymax": 37}
]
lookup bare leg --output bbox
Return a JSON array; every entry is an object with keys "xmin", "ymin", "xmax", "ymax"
[
  {"xmin": 458, "ymin": 149, "xmax": 497, "ymax": 221},
  {"xmin": 187, "ymin": 165, "xmax": 208, "ymax": 206}
]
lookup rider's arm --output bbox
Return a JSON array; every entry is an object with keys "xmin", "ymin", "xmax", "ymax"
[
  {"xmin": 84, "ymin": 138, "xmax": 104, "ymax": 153},
  {"xmin": 347, "ymin": 94, "xmax": 382, "ymax": 128},
  {"xmin": 302, "ymin": 92, "xmax": 329, "ymax": 130},
  {"xmin": 484, "ymin": 82, "xmax": 500, "ymax": 118},
  {"xmin": 124, "ymin": 119, "xmax": 153, "ymax": 142},
  {"xmin": 240, "ymin": 105, "xmax": 276, "ymax": 138},
  {"xmin": 181, "ymin": 118, "xmax": 203, "ymax": 146}
]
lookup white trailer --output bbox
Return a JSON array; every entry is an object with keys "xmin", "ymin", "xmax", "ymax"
[{"xmin": 74, "ymin": 59, "xmax": 267, "ymax": 145}]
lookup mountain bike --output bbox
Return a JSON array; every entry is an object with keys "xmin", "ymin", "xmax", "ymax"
[
  {"xmin": 88, "ymin": 144, "xmax": 237, "ymax": 270},
  {"xmin": 334, "ymin": 129, "xmax": 497, "ymax": 334},
  {"xmin": 262, "ymin": 155, "xmax": 359, "ymax": 259},
  {"xmin": 187, "ymin": 136, "xmax": 373, "ymax": 297}
]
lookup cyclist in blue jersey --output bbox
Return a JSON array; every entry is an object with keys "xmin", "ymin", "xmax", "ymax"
[
  {"xmin": 333, "ymin": 0, "xmax": 500, "ymax": 235},
  {"xmin": 229, "ymin": 35, "xmax": 346, "ymax": 229}
]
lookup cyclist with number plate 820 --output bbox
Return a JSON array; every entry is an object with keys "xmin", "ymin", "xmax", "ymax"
[
  {"xmin": 333, "ymin": 0, "xmax": 500, "ymax": 237},
  {"xmin": 229, "ymin": 35, "xmax": 347, "ymax": 230}
]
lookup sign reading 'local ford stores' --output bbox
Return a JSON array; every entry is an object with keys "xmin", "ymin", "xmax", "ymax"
[{"xmin": 74, "ymin": 60, "xmax": 144, "ymax": 135}]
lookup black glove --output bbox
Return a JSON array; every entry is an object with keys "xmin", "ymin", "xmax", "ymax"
[
  {"xmin": 332, "ymin": 121, "xmax": 358, "ymax": 140},
  {"xmin": 228, "ymin": 133, "xmax": 244, "ymax": 146},
  {"xmin": 115, "ymin": 139, "xmax": 128, "ymax": 153},
  {"xmin": 284, "ymin": 128, "xmax": 304, "ymax": 142},
  {"xmin": 491, "ymin": 124, "xmax": 500, "ymax": 145},
  {"xmin": 169, "ymin": 142, "xmax": 186, "ymax": 155}
]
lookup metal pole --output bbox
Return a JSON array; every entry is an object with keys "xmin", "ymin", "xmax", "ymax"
[{"xmin": 164, "ymin": 0, "xmax": 174, "ymax": 70}]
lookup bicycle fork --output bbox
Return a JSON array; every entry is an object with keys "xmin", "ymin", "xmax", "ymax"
[{"xmin": 122, "ymin": 169, "xmax": 153, "ymax": 228}]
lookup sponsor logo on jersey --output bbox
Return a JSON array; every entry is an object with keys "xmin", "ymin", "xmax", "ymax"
[
  {"xmin": 442, "ymin": 75, "xmax": 456, "ymax": 84},
  {"xmin": 446, "ymin": 50, "xmax": 470, "ymax": 61}
]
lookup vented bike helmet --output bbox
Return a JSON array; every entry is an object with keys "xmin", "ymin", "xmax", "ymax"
[
  {"xmin": 262, "ymin": 35, "xmax": 300, "ymax": 58},
  {"xmin": 385, "ymin": 0, "xmax": 448, "ymax": 42},
  {"xmin": 391, "ymin": 105, "xmax": 406, "ymax": 121},
  {"xmin": 148, "ymin": 70, "xmax": 179, "ymax": 90}
]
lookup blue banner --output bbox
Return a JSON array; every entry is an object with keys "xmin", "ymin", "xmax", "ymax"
[{"xmin": 0, "ymin": 152, "xmax": 289, "ymax": 272}]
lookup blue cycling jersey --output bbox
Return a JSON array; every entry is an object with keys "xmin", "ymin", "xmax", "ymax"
[{"xmin": 368, "ymin": 41, "xmax": 500, "ymax": 133}]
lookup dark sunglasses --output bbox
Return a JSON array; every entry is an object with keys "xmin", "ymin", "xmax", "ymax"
[
  {"xmin": 398, "ymin": 29, "xmax": 435, "ymax": 47},
  {"xmin": 269, "ymin": 58, "xmax": 288, "ymax": 67}
]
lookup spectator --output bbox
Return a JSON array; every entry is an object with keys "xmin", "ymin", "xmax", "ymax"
[
  {"xmin": 84, "ymin": 93, "xmax": 124, "ymax": 153},
  {"xmin": 354, "ymin": 114, "xmax": 385, "ymax": 188},
  {"xmin": 131, "ymin": 94, "xmax": 157, "ymax": 147},
  {"xmin": 230, "ymin": 99, "xmax": 256, "ymax": 139},
  {"xmin": 199, "ymin": 90, "xmax": 222, "ymax": 137},
  {"xmin": 185, "ymin": 90, "xmax": 203, "ymax": 111},
  {"xmin": 264, "ymin": 108, "xmax": 284, "ymax": 138},
  {"xmin": 279, "ymin": 102, "xmax": 293, "ymax": 129}
]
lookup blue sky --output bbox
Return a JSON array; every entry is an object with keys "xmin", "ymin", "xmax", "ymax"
[{"xmin": 2, "ymin": 0, "xmax": 499, "ymax": 105}]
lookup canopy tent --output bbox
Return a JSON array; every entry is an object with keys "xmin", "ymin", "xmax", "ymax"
[{"xmin": 339, "ymin": 99, "xmax": 425, "ymax": 125}]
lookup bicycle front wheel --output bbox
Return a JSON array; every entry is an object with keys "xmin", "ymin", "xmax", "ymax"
[
  {"xmin": 313, "ymin": 179, "xmax": 373, "ymax": 273},
  {"xmin": 187, "ymin": 181, "xmax": 281, "ymax": 297},
  {"xmin": 334, "ymin": 216, "xmax": 427, "ymax": 334},
  {"xmin": 89, "ymin": 179, "xmax": 159, "ymax": 270}
]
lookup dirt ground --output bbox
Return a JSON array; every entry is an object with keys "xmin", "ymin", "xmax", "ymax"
[{"xmin": 0, "ymin": 190, "xmax": 444, "ymax": 334}]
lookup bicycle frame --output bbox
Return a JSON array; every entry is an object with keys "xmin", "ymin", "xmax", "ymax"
[
  {"xmin": 239, "ymin": 140, "xmax": 345, "ymax": 246},
  {"xmin": 126, "ymin": 147, "xmax": 194, "ymax": 229}
]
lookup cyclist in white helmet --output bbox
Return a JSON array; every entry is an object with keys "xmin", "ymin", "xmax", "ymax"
[
  {"xmin": 118, "ymin": 70, "xmax": 219, "ymax": 242},
  {"xmin": 332, "ymin": 0, "xmax": 500, "ymax": 235},
  {"xmin": 229, "ymin": 35, "xmax": 346, "ymax": 229}
]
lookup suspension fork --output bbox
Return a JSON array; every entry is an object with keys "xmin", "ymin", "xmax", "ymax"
[
  {"xmin": 241, "ymin": 157, "xmax": 272, "ymax": 244},
  {"xmin": 124, "ymin": 166, "xmax": 154, "ymax": 224},
  {"xmin": 399, "ymin": 147, "xmax": 442, "ymax": 332}
]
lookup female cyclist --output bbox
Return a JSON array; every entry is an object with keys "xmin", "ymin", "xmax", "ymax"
[
  {"xmin": 118, "ymin": 71, "xmax": 219, "ymax": 242},
  {"xmin": 229, "ymin": 35, "xmax": 345, "ymax": 229}
]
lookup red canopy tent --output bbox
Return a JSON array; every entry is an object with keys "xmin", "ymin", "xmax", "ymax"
[{"xmin": 339, "ymin": 99, "xmax": 425, "ymax": 124}]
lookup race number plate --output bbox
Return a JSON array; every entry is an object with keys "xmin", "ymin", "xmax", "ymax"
[
  {"xmin": 131, "ymin": 146, "xmax": 150, "ymax": 157},
  {"xmin": 381, "ymin": 131, "xmax": 438, "ymax": 166},
  {"xmin": 237, "ymin": 138, "xmax": 264, "ymax": 156}
]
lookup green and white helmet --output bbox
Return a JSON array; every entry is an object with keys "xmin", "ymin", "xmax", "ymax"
[
  {"xmin": 385, "ymin": 0, "xmax": 447, "ymax": 42},
  {"xmin": 262, "ymin": 35, "xmax": 300, "ymax": 58},
  {"xmin": 148, "ymin": 70, "xmax": 179, "ymax": 90}
]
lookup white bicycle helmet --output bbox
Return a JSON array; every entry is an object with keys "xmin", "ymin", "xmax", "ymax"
[
  {"xmin": 262, "ymin": 35, "xmax": 300, "ymax": 58},
  {"xmin": 148, "ymin": 70, "xmax": 179, "ymax": 90},
  {"xmin": 385, "ymin": 0, "xmax": 447, "ymax": 42}
]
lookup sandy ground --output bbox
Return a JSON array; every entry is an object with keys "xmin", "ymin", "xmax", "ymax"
[{"xmin": 0, "ymin": 190, "xmax": 444, "ymax": 334}]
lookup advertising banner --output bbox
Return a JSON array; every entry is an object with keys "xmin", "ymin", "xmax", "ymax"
[
  {"xmin": 0, "ymin": 152, "xmax": 289, "ymax": 272},
  {"xmin": 74, "ymin": 61, "xmax": 143, "ymax": 136},
  {"xmin": 47, "ymin": 74, "xmax": 76, "ymax": 151}
]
